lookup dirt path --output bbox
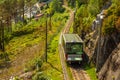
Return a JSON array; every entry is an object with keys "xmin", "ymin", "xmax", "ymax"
[{"xmin": 0, "ymin": 42, "xmax": 44, "ymax": 80}]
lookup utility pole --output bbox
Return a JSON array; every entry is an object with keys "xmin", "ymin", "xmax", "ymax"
[
  {"xmin": 45, "ymin": 13, "xmax": 48, "ymax": 62},
  {"xmin": 96, "ymin": 19, "xmax": 100, "ymax": 72},
  {"xmin": 0, "ymin": 19, "xmax": 2, "ymax": 50},
  {"xmin": 99, "ymin": 15, "xmax": 103, "ymax": 71},
  {"xmin": 96, "ymin": 14, "xmax": 103, "ymax": 72}
]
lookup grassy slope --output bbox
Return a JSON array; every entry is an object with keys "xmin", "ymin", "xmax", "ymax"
[
  {"xmin": 0, "ymin": 11, "xmax": 69, "ymax": 79},
  {"xmin": 41, "ymin": 12, "xmax": 69, "ymax": 80},
  {"xmin": 42, "ymin": 35, "xmax": 63, "ymax": 80},
  {"xmin": 0, "ymin": 17, "xmax": 46, "ymax": 78},
  {"xmin": 6, "ymin": 18, "xmax": 46, "ymax": 58}
]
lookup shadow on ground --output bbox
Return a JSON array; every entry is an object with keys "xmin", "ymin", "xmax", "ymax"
[{"xmin": 47, "ymin": 62, "xmax": 63, "ymax": 73}]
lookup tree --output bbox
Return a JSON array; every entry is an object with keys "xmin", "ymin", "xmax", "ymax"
[
  {"xmin": 0, "ymin": 10, "xmax": 5, "ymax": 51},
  {"xmin": 18, "ymin": 0, "xmax": 25, "ymax": 23},
  {"xmin": 11, "ymin": 0, "xmax": 18, "ymax": 24},
  {"xmin": 26, "ymin": 0, "xmax": 32, "ymax": 21},
  {"xmin": 67, "ymin": 0, "xmax": 75, "ymax": 8},
  {"xmin": 49, "ymin": 0, "xmax": 64, "ymax": 13},
  {"xmin": 102, "ymin": 15, "xmax": 116, "ymax": 35},
  {"xmin": 98, "ymin": 0, "xmax": 109, "ymax": 9},
  {"xmin": 87, "ymin": 0, "xmax": 99, "ymax": 16},
  {"xmin": 74, "ymin": 4, "xmax": 89, "ymax": 35},
  {"xmin": 76, "ymin": 0, "xmax": 88, "ymax": 7},
  {"xmin": 2, "ymin": 0, "xmax": 13, "ymax": 32},
  {"xmin": 47, "ymin": 0, "xmax": 65, "ymax": 31}
]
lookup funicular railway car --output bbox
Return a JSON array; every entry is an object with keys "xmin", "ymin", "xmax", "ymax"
[{"xmin": 62, "ymin": 34, "xmax": 83, "ymax": 63}]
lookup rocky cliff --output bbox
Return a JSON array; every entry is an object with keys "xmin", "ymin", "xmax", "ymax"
[
  {"xmin": 84, "ymin": 30, "xmax": 120, "ymax": 80},
  {"xmin": 84, "ymin": 0, "xmax": 120, "ymax": 79},
  {"xmin": 98, "ymin": 43, "xmax": 120, "ymax": 80}
]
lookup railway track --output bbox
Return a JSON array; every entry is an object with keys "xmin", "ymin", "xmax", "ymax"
[
  {"xmin": 59, "ymin": 6, "xmax": 74, "ymax": 80},
  {"xmin": 70, "ymin": 64, "xmax": 90, "ymax": 80},
  {"xmin": 59, "ymin": 5, "xmax": 90, "ymax": 80}
]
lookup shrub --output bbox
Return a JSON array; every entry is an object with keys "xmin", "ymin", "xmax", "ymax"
[
  {"xmin": 12, "ymin": 27, "xmax": 34, "ymax": 37},
  {"xmin": 0, "ymin": 52, "xmax": 10, "ymax": 61},
  {"xmin": 106, "ymin": 4, "xmax": 115, "ymax": 16},
  {"xmin": 49, "ymin": 0, "xmax": 64, "ymax": 14},
  {"xmin": 25, "ymin": 57, "xmax": 43, "ymax": 72},
  {"xmin": 102, "ymin": 15, "xmax": 116, "ymax": 35},
  {"xmin": 4, "ymin": 34, "xmax": 13, "ymax": 43},
  {"xmin": 32, "ymin": 72, "xmax": 49, "ymax": 80},
  {"xmin": 104, "ymin": 1, "xmax": 120, "ymax": 33}
]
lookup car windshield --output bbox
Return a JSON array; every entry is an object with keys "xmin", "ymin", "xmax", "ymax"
[{"xmin": 66, "ymin": 43, "xmax": 83, "ymax": 54}]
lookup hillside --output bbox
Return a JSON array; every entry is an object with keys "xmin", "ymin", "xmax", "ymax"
[
  {"xmin": 83, "ymin": 0, "xmax": 120, "ymax": 80},
  {"xmin": 68, "ymin": 0, "xmax": 120, "ymax": 80},
  {"xmin": 0, "ymin": 0, "xmax": 120, "ymax": 80},
  {"xmin": 0, "ymin": 0, "xmax": 69, "ymax": 79},
  {"xmin": 98, "ymin": 43, "xmax": 120, "ymax": 80}
]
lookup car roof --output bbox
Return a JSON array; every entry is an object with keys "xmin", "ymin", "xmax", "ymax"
[{"xmin": 63, "ymin": 34, "xmax": 83, "ymax": 43}]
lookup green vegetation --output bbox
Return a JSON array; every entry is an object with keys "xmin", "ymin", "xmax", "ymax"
[
  {"xmin": 25, "ymin": 57, "xmax": 43, "ymax": 72},
  {"xmin": 84, "ymin": 65, "xmax": 98, "ymax": 80},
  {"xmin": 69, "ymin": 0, "xmax": 100, "ymax": 35},
  {"xmin": 49, "ymin": 0, "xmax": 65, "ymax": 14},
  {"xmin": 1, "ymin": 0, "xmax": 120, "ymax": 79},
  {"xmin": 42, "ymin": 35, "xmax": 63, "ymax": 80},
  {"xmin": 38, "ymin": 0, "xmax": 49, "ymax": 3},
  {"xmin": 30, "ymin": 12, "xmax": 69, "ymax": 78},
  {"xmin": 69, "ymin": 23, "xmax": 73, "ymax": 33},
  {"xmin": 102, "ymin": 15, "xmax": 116, "ymax": 35},
  {"xmin": 0, "ymin": 0, "xmax": 69, "ymax": 78},
  {"xmin": 5, "ymin": 11, "xmax": 68, "ymax": 79},
  {"xmin": 0, "ymin": 0, "xmax": 38, "ymax": 52},
  {"xmin": 32, "ymin": 72, "xmax": 50, "ymax": 80},
  {"xmin": 37, "ymin": 12, "xmax": 68, "ymax": 80},
  {"xmin": 102, "ymin": 0, "xmax": 120, "ymax": 35},
  {"xmin": 68, "ymin": 0, "xmax": 120, "ymax": 36},
  {"xmin": 6, "ymin": 18, "xmax": 45, "ymax": 55}
]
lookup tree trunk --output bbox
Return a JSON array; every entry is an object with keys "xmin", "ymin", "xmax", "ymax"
[
  {"xmin": 30, "ymin": 6, "xmax": 32, "ymax": 21},
  {"xmin": 0, "ymin": 20, "xmax": 2, "ymax": 50},
  {"xmin": 2, "ymin": 20, "xmax": 4, "ymax": 52},
  {"xmin": 0, "ymin": 19, "xmax": 4, "ymax": 52},
  {"xmin": 22, "ymin": 1, "xmax": 25, "ymax": 24},
  {"xmin": 7, "ymin": 16, "xmax": 12, "ymax": 33},
  {"xmin": 9, "ymin": 16, "xmax": 12, "ymax": 32}
]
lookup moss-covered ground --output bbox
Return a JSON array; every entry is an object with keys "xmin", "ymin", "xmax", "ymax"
[{"xmin": 0, "ymin": 11, "xmax": 69, "ymax": 79}]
